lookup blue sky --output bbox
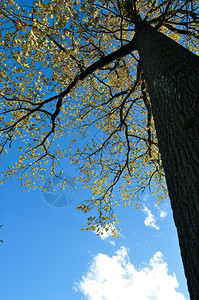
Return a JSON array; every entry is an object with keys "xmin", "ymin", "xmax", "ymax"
[{"xmin": 0, "ymin": 148, "xmax": 190, "ymax": 300}]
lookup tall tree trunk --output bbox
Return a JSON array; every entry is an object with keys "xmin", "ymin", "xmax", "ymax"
[{"xmin": 134, "ymin": 25, "xmax": 199, "ymax": 299}]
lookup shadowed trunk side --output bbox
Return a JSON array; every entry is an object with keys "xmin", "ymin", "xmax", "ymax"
[{"xmin": 135, "ymin": 24, "xmax": 199, "ymax": 299}]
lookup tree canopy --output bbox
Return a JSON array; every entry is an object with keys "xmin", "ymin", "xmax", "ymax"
[{"xmin": 0, "ymin": 0, "xmax": 198, "ymax": 234}]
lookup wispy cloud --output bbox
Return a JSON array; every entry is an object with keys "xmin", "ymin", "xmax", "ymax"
[
  {"xmin": 109, "ymin": 240, "xmax": 115, "ymax": 247},
  {"xmin": 75, "ymin": 247, "xmax": 185, "ymax": 300},
  {"xmin": 142, "ymin": 205, "xmax": 159, "ymax": 230},
  {"xmin": 160, "ymin": 211, "xmax": 167, "ymax": 219}
]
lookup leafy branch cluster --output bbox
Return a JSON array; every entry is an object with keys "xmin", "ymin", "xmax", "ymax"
[{"xmin": 0, "ymin": 0, "xmax": 198, "ymax": 232}]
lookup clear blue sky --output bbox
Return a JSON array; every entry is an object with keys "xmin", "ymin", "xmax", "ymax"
[{"xmin": 0, "ymin": 148, "xmax": 190, "ymax": 299}]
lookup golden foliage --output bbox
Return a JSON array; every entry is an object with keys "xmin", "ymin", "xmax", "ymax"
[{"xmin": 0, "ymin": 0, "xmax": 198, "ymax": 233}]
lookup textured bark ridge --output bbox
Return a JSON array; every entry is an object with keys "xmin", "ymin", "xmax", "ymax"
[{"xmin": 135, "ymin": 25, "xmax": 199, "ymax": 299}]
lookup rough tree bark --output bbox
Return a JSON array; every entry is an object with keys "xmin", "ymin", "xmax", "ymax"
[{"xmin": 134, "ymin": 25, "xmax": 199, "ymax": 299}]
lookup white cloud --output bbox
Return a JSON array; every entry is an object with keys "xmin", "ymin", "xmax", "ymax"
[
  {"xmin": 75, "ymin": 247, "xmax": 186, "ymax": 300},
  {"xmin": 142, "ymin": 205, "xmax": 160, "ymax": 230},
  {"xmin": 160, "ymin": 211, "xmax": 167, "ymax": 219},
  {"xmin": 94, "ymin": 224, "xmax": 116, "ymax": 240}
]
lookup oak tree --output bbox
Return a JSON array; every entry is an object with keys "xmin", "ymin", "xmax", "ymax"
[{"xmin": 0, "ymin": 0, "xmax": 198, "ymax": 297}]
